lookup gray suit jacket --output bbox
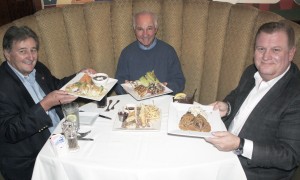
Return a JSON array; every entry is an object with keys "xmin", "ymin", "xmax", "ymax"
[{"xmin": 223, "ymin": 63, "xmax": 300, "ymax": 180}]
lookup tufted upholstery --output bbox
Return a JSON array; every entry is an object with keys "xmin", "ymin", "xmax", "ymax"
[{"xmin": 0, "ymin": 0, "xmax": 300, "ymax": 104}]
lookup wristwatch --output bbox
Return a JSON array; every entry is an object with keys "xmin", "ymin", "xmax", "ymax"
[{"xmin": 234, "ymin": 137, "xmax": 244, "ymax": 156}]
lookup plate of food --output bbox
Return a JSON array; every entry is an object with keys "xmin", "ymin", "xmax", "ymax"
[
  {"xmin": 167, "ymin": 103, "xmax": 227, "ymax": 137},
  {"xmin": 61, "ymin": 72, "xmax": 117, "ymax": 101},
  {"xmin": 121, "ymin": 70, "xmax": 173, "ymax": 100},
  {"xmin": 113, "ymin": 103, "xmax": 161, "ymax": 131}
]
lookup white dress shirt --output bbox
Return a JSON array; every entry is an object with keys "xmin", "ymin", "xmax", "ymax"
[{"xmin": 228, "ymin": 65, "xmax": 290, "ymax": 159}]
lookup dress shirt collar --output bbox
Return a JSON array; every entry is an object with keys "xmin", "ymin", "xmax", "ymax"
[
  {"xmin": 254, "ymin": 65, "xmax": 290, "ymax": 90},
  {"xmin": 7, "ymin": 61, "xmax": 36, "ymax": 83},
  {"xmin": 138, "ymin": 38, "xmax": 157, "ymax": 50}
]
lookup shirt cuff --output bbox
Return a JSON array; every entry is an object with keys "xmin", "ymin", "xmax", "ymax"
[
  {"xmin": 242, "ymin": 138, "xmax": 253, "ymax": 159},
  {"xmin": 225, "ymin": 101, "xmax": 231, "ymax": 116}
]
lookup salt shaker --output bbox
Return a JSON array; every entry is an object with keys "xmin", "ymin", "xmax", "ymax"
[{"xmin": 63, "ymin": 122, "xmax": 79, "ymax": 152}]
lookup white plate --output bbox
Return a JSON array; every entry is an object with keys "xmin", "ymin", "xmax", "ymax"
[
  {"xmin": 79, "ymin": 112, "xmax": 99, "ymax": 125},
  {"xmin": 121, "ymin": 83, "xmax": 173, "ymax": 101},
  {"xmin": 167, "ymin": 103, "xmax": 227, "ymax": 137},
  {"xmin": 60, "ymin": 72, "xmax": 118, "ymax": 101},
  {"xmin": 112, "ymin": 104, "xmax": 161, "ymax": 131}
]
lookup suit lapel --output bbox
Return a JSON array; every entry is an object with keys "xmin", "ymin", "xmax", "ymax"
[
  {"xmin": 35, "ymin": 66, "xmax": 64, "ymax": 119},
  {"xmin": 4, "ymin": 62, "xmax": 36, "ymax": 106},
  {"xmin": 239, "ymin": 64, "xmax": 294, "ymax": 136},
  {"xmin": 232, "ymin": 73, "xmax": 255, "ymax": 118},
  {"xmin": 35, "ymin": 70, "xmax": 50, "ymax": 95}
]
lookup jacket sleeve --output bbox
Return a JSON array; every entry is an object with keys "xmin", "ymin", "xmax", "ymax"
[
  {"xmin": 0, "ymin": 91, "xmax": 52, "ymax": 143},
  {"xmin": 247, "ymin": 94, "xmax": 300, "ymax": 170}
]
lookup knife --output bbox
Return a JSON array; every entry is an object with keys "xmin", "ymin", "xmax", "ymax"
[
  {"xmin": 79, "ymin": 110, "xmax": 111, "ymax": 120},
  {"xmin": 78, "ymin": 137, "xmax": 94, "ymax": 141},
  {"xmin": 98, "ymin": 114, "xmax": 112, "ymax": 120}
]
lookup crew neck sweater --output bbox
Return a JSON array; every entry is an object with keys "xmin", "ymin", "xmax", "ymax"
[{"xmin": 115, "ymin": 39, "xmax": 185, "ymax": 94}]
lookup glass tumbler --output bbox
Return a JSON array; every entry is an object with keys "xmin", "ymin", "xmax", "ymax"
[{"xmin": 62, "ymin": 102, "xmax": 80, "ymax": 132}]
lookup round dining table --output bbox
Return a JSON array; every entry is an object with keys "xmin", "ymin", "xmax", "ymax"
[{"xmin": 32, "ymin": 94, "xmax": 246, "ymax": 180}]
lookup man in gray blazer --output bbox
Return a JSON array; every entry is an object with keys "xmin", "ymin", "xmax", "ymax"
[{"xmin": 206, "ymin": 21, "xmax": 300, "ymax": 180}]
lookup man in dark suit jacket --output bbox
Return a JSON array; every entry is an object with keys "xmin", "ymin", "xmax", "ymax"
[
  {"xmin": 205, "ymin": 21, "xmax": 300, "ymax": 180},
  {"xmin": 0, "ymin": 26, "xmax": 95, "ymax": 180}
]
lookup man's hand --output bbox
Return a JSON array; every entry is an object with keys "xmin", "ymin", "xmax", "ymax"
[
  {"xmin": 40, "ymin": 90, "xmax": 77, "ymax": 111},
  {"xmin": 205, "ymin": 131, "xmax": 240, "ymax": 152},
  {"xmin": 210, "ymin": 101, "xmax": 229, "ymax": 118}
]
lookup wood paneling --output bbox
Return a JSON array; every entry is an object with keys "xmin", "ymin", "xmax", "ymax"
[
  {"xmin": 0, "ymin": 0, "xmax": 42, "ymax": 26},
  {"xmin": 0, "ymin": 0, "xmax": 11, "ymax": 26}
]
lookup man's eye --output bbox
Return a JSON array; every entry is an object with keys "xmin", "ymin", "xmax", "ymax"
[
  {"xmin": 147, "ymin": 27, "xmax": 154, "ymax": 31},
  {"xmin": 256, "ymin": 47, "xmax": 264, "ymax": 52},
  {"xmin": 273, "ymin": 48, "xmax": 281, "ymax": 53},
  {"xmin": 19, "ymin": 50, "xmax": 26, "ymax": 54}
]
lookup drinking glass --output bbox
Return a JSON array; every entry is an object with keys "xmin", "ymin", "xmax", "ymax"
[{"xmin": 62, "ymin": 102, "xmax": 80, "ymax": 132}]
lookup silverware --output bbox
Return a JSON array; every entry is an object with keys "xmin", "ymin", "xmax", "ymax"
[
  {"xmin": 110, "ymin": 100, "xmax": 120, "ymax": 110},
  {"xmin": 78, "ymin": 137, "xmax": 94, "ymax": 141},
  {"xmin": 79, "ymin": 110, "xmax": 111, "ymax": 120},
  {"xmin": 98, "ymin": 114, "xmax": 111, "ymax": 120},
  {"xmin": 77, "ymin": 130, "xmax": 91, "ymax": 138},
  {"xmin": 105, "ymin": 99, "xmax": 113, "ymax": 111},
  {"xmin": 59, "ymin": 130, "xmax": 91, "ymax": 138}
]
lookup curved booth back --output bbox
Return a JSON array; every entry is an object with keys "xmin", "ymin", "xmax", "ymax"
[{"xmin": 0, "ymin": 0, "xmax": 300, "ymax": 103}]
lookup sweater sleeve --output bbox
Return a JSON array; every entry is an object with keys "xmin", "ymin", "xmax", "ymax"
[{"xmin": 165, "ymin": 48, "xmax": 185, "ymax": 94}]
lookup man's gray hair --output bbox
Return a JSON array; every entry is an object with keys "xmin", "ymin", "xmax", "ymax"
[
  {"xmin": 132, "ymin": 11, "xmax": 158, "ymax": 30},
  {"xmin": 3, "ymin": 26, "xmax": 39, "ymax": 52}
]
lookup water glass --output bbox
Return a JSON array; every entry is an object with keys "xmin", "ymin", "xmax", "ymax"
[{"xmin": 62, "ymin": 102, "xmax": 80, "ymax": 132}]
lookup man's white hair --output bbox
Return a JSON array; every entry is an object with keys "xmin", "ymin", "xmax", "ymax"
[{"xmin": 132, "ymin": 11, "xmax": 158, "ymax": 30}]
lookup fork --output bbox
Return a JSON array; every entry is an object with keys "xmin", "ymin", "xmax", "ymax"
[
  {"xmin": 77, "ymin": 130, "xmax": 91, "ymax": 138},
  {"xmin": 105, "ymin": 100, "xmax": 113, "ymax": 111},
  {"xmin": 60, "ymin": 130, "xmax": 91, "ymax": 138},
  {"xmin": 110, "ymin": 100, "xmax": 120, "ymax": 110}
]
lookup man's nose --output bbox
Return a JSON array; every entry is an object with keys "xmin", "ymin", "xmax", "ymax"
[
  {"xmin": 26, "ymin": 51, "xmax": 35, "ymax": 60},
  {"xmin": 142, "ymin": 30, "xmax": 148, "ymax": 37},
  {"xmin": 263, "ymin": 50, "xmax": 272, "ymax": 60}
]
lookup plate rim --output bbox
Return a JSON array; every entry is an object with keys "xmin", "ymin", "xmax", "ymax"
[
  {"xmin": 112, "ymin": 103, "xmax": 162, "ymax": 131},
  {"xmin": 121, "ymin": 82, "xmax": 173, "ymax": 101},
  {"xmin": 60, "ymin": 72, "xmax": 118, "ymax": 101},
  {"xmin": 167, "ymin": 102, "xmax": 226, "ymax": 138}
]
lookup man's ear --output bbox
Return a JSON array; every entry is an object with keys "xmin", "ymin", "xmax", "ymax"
[
  {"xmin": 3, "ymin": 50, "xmax": 10, "ymax": 61},
  {"xmin": 289, "ymin": 47, "xmax": 296, "ymax": 62}
]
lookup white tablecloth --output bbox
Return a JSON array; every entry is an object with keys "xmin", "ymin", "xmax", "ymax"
[{"xmin": 32, "ymin": 94, "xmax": 246, "ymax": 180}]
